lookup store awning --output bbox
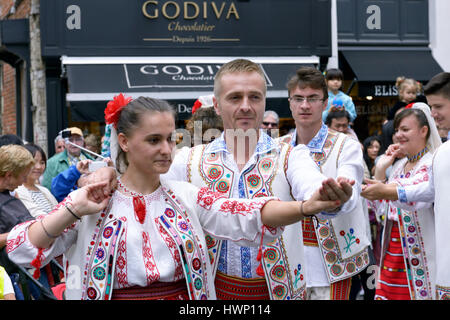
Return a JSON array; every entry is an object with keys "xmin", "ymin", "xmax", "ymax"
[
  {"xmin": 340, "ymin": 48, "xmax": 443, "ymax": 83},
  {"xmin": 63, "ymin": 56, "xmax": 319, "ymax": 121}
]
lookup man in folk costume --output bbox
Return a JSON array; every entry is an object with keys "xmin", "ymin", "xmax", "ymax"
[
  {"xmin": 362, "ymin": 72, "xmax": 450, "ymax": 300},
  {"xmin": 163, "ymin": 59, "xmax": 355, "ymax": 300},
  {"xmin": 280, "ymin": 67, "xmax": 371, "ymax": 300}
]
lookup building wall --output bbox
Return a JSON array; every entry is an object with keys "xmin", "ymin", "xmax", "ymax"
[
  {"xmin": 429, "ymin": 0, "xmax": 450, "ymax": 72},
  {"xmin": 0, "ymin": 0, "xmax": 31, "ymax": 135}
]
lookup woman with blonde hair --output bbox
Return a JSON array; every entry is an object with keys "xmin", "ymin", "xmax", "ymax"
[{"xmin": 0, "ymin": 144, "xmax": 35, "ymax": 248}]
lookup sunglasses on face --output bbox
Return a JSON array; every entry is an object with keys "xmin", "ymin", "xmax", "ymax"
[{"xmin": 262, "ymin": 122, "xmax": 278, "ymax": 127}]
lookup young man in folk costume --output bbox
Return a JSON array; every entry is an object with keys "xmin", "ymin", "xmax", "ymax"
[
  {"xmin": 163, "ymin": 59, "xmax": 355, "ymax": 300},
  {"xmin": 362, "ymin": 72, "xmax": 450, "ymax": 300},
  {"xmin": 281, "ymin": 67, "xmax": 371, "ymax": 300}
]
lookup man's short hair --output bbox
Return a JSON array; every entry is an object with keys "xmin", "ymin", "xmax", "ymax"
[
  {"xmin": 325, "ymin": 108, "xmax": 351, "ymax": 126},
  {"xmin": 287, "ymin": 67, "xmax": 328, "ymax": 100},
  {"xmin": 424, "ymin": 72, "xmax": 450, "ymax": 100},
  {"xmin": 0, "ymin": 144, "xmax": 35, "ymax": 177},
  {"xmin": 214, "ymin": 59, "xmax": 267, "ymax": 97}
]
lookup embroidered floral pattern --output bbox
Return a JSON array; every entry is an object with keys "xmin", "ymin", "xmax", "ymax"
[{"xmin": 339, "ymin": 228, "xmax": 360, "ymax": 254}]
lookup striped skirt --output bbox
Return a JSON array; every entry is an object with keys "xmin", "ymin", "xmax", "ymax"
[
  {"xmin": 375, "ymin": 223, "xmax": 411, "ymax": 300},
  {"xmin": 111, "ymin": 280, "xmax": 189, "ymax": 300},
  {"xmin": 215, "ymin": 271, "xmax": 270, "ymax": 300}
]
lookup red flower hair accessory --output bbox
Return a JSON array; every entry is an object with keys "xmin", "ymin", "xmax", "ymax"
[
  {"xmin": 191, "ymin": 94, "xmax": 214, "ymax": 114},
  {"xmin": 192, "ymin": 99, "xmax": 203, "ymax": 114},
  {"xmin": 105, "ymin": 93, "xmax": 133, "ymax": 128}
]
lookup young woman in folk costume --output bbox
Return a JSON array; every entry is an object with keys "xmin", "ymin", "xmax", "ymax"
[
  {"xmin": 361, "ymin": 102, "xmax": 441, "ymax": 300},
  {"xmin": 6, "ymin": 95, "xmax": 340, "ymax": 300}
]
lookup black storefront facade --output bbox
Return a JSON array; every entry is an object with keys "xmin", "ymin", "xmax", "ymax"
[
  {"xmin": 336, "ymin": 0, "xmax": 443, "ymax": 141},
  {"xmin": 41, "ymin": 0, "xmax": 333, "ymax": 155}
]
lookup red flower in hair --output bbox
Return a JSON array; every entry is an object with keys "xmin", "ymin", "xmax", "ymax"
[
  {"xmin": 191, "ymin": 99, "xmax": 202, "ymax": 114},
  {"xmin": 105, "ymin": 93, "xmax": 133, "ymax": 128}
]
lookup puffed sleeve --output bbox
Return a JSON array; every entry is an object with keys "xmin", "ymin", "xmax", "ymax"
[
  {"xmin": 331, "ymin": 136, "xmax": 365, "ymax": 215},
  {"xmin": 187, "ymin": 184, "xmax": 283, "ymax": 247},
  {"xmin": 286, "ymin": 144, "xmax": 325, "ymax": 201},
  {"xmin": 6, "ymin": 198, "xmax": 79, "ymax": 272}
]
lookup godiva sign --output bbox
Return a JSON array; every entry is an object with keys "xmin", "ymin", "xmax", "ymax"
[
  {"xmin": 142, "ymin": 1, "xmax": 240, "ymax": 20},
  {"xmin": 141, "ymin": 1, "xmax": 240, "ymax": 44},
  {"xmin": 40, "ymin": 0, "xmax": 331, "ymax": 57}
]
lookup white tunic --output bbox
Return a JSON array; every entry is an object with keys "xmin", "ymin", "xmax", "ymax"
[
  {"xmin": 286, "ymin": 125, "xmax": 370, "ymax": 286},
  {"xmin": 380, "ymin": 154, "xmax": 436, "ymax": 300},
  {"xmin": 6, "ymin": 179, "xmax": 281, "ymax": 300}
]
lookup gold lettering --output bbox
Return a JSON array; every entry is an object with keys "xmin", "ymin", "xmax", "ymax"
[
  {"xmin": 142, "ymin": 1, "xmax": 240, "ymax": 21},
  {"xmin": 184, "ymin": 2, "xmax": 199, "ymax": 20},
  {"xmin": 211, "ymin": 2, "xmax": 226, "ymax": 19},
  {"xmin": 226, "ymin": 3, "xmax": 240, "ymax": 20},
  {"xmin": 162, "ymin": 1, "xmax": 180, "ymax": 19},
  {"xmin": 142, "ymin": 0, "xmax": 158, "ymax": 19}
]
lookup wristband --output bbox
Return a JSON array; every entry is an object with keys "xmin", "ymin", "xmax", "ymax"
[
  {"xmin": 299, "ymin": 201, "xmax": 304, "ymax": 217},
  {"xmin": 65, "ymin": 203, "xmax": 82, "ymax": 220}
]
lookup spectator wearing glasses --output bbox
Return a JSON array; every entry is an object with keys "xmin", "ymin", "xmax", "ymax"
[
  {"xmin": 42, "ymin": 128, "xmax": 94, "ymax": 192},
  {"xmin": 261, "ymin": 110, "xmax": 279, "ymax": 138}
]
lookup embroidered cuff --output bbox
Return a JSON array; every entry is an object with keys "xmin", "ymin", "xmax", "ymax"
[{"xmin": 397, "ymin": 186, "xmax": 408, "ymax": 203}]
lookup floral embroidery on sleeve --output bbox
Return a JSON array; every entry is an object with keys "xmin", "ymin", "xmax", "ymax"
[{"xmin": 196, "ymin": 187, "xmax": 228, "ymax": 210}]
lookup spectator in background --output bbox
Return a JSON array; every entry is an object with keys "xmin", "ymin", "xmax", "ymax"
[
  {"xmin": 387, "ymin": 77, "xmax": 423, "ymax": 121},
  {"xmin": 0, "ymin": 145, "xmax": 35, "ymax": 249},
  {"xmin": 186, "ymin": 95, "xmax": 223, "ymax": 146},
  {"xmin": 84, "ymin": 133, "xmax": 102, "ymax": 157},
  {"xmin": 15, "ymin": 143, "xmax": 58, "ymax": 218},
  {"xmin": 362, "ymin": 136, "xmax": 382, "ymax": 179},
  {"xmin": 54, "ymin": 133, "xmax": 65, "ymax": 154},
  {"xmin": 323, "ymin": 68, "xmax": 357, "ymax": 124},
  {"xmin": 325, "ymin": 107, "xmax": 359, "ymax": 140},
  {"xmin": 41, "ymin": 127, "xmax": 94, "ymax": 192},
  {"xmin": 0, "ymin": 134, "xmax": 24, "ymax": 147},
  {"xmin": 261, "ymin": 110, "xmax": 279, "ymax": 138},
  {"xmin": 0, "ymin": 265, "xmax": 15, "ymax": 300}
]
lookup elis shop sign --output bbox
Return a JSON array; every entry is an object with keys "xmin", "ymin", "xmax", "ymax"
[{"xmin": 41, "ymin": 0, "xmax": 331, "ymax": 57}]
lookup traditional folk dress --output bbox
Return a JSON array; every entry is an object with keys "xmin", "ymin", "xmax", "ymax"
[
  {"xmin": 398, "ymin": 140, "xmax": 450, "ymax": 299},
  {"xmin": 283, "ymin": 124, "xmax": 370, "ymax": 300},
  {"xmin": 165, "ymin": 131, "xmax": 330, "ymax": 300},
  {"xmin": 6, "ymin": 179, "xmax": 281, "ymax": 300},
  {"xmin": 374, "ymin": 153, "xmax": 436, "ymax": 300}
]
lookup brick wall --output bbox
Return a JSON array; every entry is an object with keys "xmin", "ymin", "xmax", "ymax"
[{"xmin": 0, "ymin": 0, "xmax": 31, "ymax": 135}]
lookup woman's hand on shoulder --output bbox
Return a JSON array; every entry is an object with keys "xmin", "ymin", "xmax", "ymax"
[{"xmin": 68, "ymin": 181, "xmax": 112, "ymax": 217}]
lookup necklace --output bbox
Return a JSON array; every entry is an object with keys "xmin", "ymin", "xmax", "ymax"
[{"xmin": 407, "ymin": 146, "xmax": 429, "ymax": 163}]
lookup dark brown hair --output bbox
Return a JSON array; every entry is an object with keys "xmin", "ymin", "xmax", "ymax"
[
  {"xmin": 116, "ymin": 96, "xmax": 176, "ymax": 173},
  {"xmin": 424, "ymin": 72, "xmax": 450, "ymax": 100},
  {"xmin": 287, "ymin": 67, "xmax": 328, "ymax": 100},
  {"xmin": 394, "ymin": 108, "xmax": 431, "ymax": 140}
]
